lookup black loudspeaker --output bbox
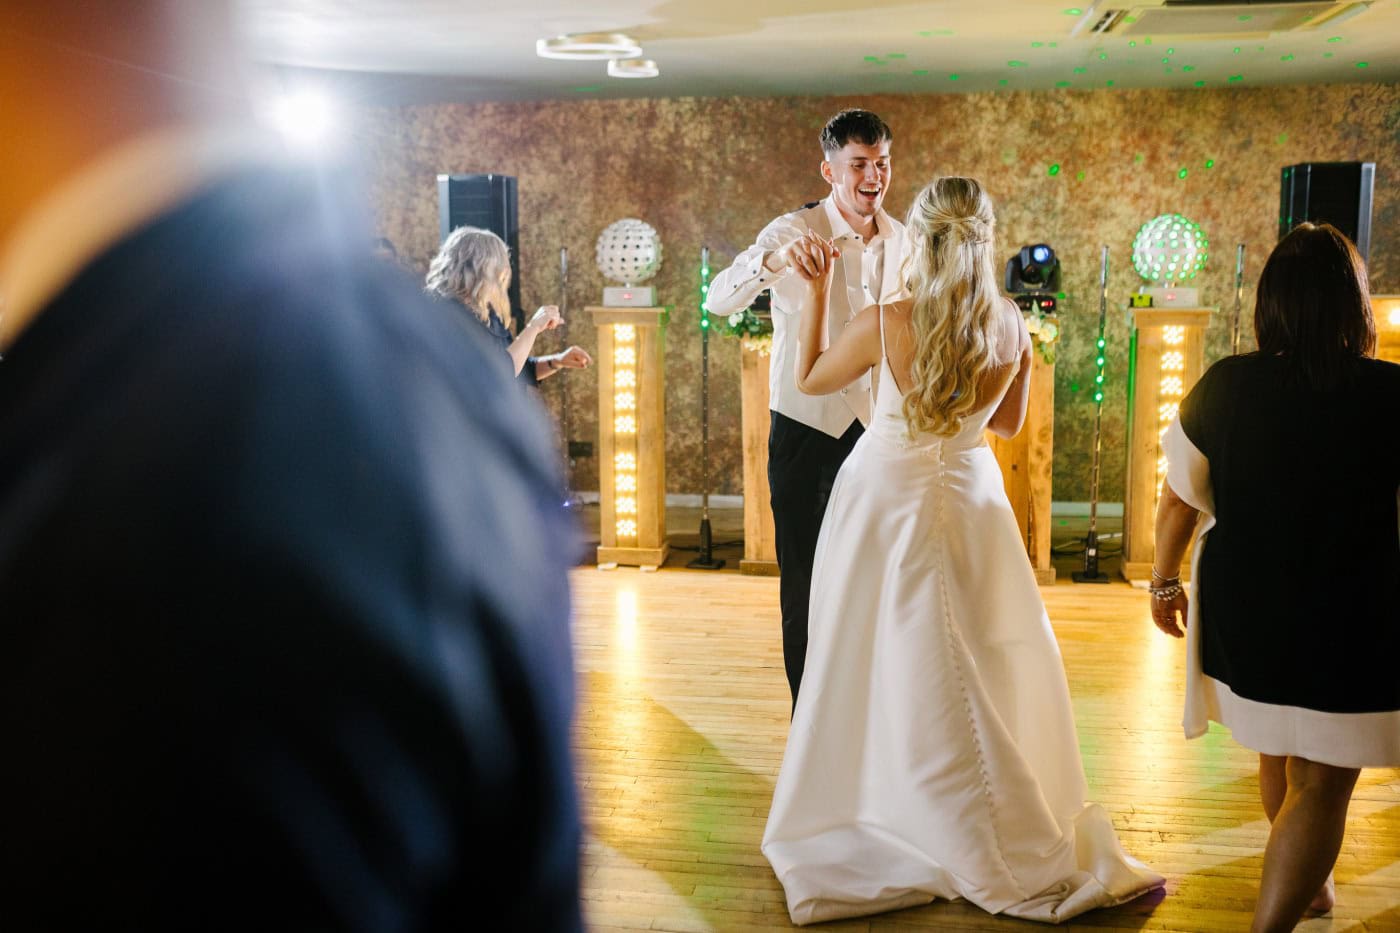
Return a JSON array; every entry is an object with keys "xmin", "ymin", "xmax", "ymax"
[
  {"xmin": 1279, "ymin": 162, "xmax": 1375, "ymax": 262},
  {"xmin": 437, "ymin": 173, "xmax": 522, "ymax": 328}
]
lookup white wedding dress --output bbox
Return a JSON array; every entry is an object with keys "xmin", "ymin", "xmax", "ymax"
[{"xmin": 762, "ymin": 310, "xmax": 1164, "ymax": 925}]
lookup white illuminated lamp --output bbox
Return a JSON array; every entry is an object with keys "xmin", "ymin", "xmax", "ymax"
[
  {"xmin": 268, "ymin": 89, "xmax": 336, "ymax": 151},
  {"xmin": 607, "ymin": 58, "xmax": 659, "ymax": 79},
  {"xmin": 536, "ymin": 33, "xmax": 641, "ymax": 60},
  {"xmin": 1133, "ymin": 213, "xmax": 1208, "ymax": 307},
  {"xmin": 597, "ymin": 218, "xmax": 663, "ymax": 306}
]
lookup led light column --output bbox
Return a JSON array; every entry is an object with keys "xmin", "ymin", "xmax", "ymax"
[
  {"xmin": 1374, "ymin": 294, "xmax": 1400, "ymax": 364},
  {"xmin": 1121, "ymin": 307, "xmax": 1212, "ymax": 583},
  {"xmin": 589, "ymin": 305, "xmax": 669, "ymax": 570}
]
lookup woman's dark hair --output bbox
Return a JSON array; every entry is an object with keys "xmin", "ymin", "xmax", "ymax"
[
  {"xmin": 1254, "ymin": 222, "xmax": 1375, "ymax": 391},
  {"xmin": 820, "ymin": 109, "xmax": 892, "ymax": 157}
]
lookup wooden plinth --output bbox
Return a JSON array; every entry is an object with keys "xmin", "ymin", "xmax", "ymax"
[
  {"xmin": 590, "ymin": 306, "xmax": 669, "ymax": 569},
  {"xmin": 1375, "ymin": 295, "xmax": 1400, "ymax": 365},
  {"xmin": 739, "ymin": 345, "xmax": 779, "ymax": 575},
  {"xmin": 988, "ymin": 352, "xmax": 1056, "ymax": 585},
  {"xmin": 1121, "ymin": 307, "xmax": 1213, "ymax": 584}
]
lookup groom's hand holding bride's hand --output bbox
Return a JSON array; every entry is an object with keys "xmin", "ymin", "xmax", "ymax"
[{"xmin": 789, "ymin": 231, "xmax": 840, "ymax": 284}]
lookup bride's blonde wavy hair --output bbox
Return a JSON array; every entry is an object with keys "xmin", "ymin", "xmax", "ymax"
[{"xmin": 900, "ymin": 176, "xmax": 1003, "ymax": 437}]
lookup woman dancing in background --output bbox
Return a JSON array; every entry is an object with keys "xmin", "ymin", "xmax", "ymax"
[{"xmin": 425, "ymin": 226, "xmax": 591, "ymax": 383}]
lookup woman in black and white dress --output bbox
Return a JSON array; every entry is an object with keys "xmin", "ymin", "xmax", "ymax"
[{"xmin": 1153, "ymin": 223, "xmax": 1400, "ymax": 933}]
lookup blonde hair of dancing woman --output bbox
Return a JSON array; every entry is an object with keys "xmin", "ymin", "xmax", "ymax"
[
  {"xmin": 900, "ymin": 176, "xmax": 1003, "ymax": 437},
  {"xmin": 425, "ymin": 226, "xmax": 512, "ymax": 325}
]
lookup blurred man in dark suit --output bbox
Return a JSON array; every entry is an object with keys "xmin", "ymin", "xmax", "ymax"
[{"xmin": 0, "ymin": 5, "xmax": 581, "ymax": 930}]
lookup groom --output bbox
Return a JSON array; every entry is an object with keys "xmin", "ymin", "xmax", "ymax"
[{"xmin": 709, "ymin": 109, "xmax": 908, "ymax": 705}]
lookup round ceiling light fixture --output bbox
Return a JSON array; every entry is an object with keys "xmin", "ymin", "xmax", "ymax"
[
  {"xmin": 607, "ymin": 58, "xmax": 659, "ymax": 79},
  {"xmin": 536, "ymin": 33, "xmax": 642, "ymax": 60}
]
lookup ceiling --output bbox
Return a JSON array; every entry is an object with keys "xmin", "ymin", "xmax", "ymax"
[{"xmin": 237, "ymin": 0, "xmax": 1400, "ymax": 104}]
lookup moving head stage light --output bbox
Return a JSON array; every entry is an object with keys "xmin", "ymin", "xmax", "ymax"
[{"xmin": 1005, "ymin": 244, "xmax": 1061, "ymax": 313}]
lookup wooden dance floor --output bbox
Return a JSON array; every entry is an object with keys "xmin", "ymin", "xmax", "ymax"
[{"xmin": 572, "ymin": 567, "xmax": 1400, "ymax": 932}]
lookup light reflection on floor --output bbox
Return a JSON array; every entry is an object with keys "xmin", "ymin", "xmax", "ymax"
[{"xmin": 572, "ymin": 569, "xmax": 1400, "ymax": 932}]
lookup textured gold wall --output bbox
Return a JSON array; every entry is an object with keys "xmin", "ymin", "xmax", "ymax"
[{"xmin": 352, "ymin": 83, "xmax": 1399, "ymax": 501}]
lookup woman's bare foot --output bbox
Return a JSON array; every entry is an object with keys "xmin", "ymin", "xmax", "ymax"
[{"xmin": 1307, "ymin": 873, "xmax": 1336, "ymax": 913}]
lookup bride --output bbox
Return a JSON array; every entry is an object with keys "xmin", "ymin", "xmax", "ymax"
[{"xmin": 761, "ymin": 176, "xmax": 1164, "ymax": 925}]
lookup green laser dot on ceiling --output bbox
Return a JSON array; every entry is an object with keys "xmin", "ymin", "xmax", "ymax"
[
  {"xmin": 1282, "ymin": 54, "xmax": 1295, "ymax": 61},
  {"xmin": 948, "ymin": 73, "xmax": 959, "ymax": 80},
  {"xmin": 1323, "ymin": 52, "xmax": 1334, "ymax": 58},
  {"xmin": 1229, "ymin": 74, "xmax": 1244, "ymax": 82},
  {"xmin": 1064, "ymin": 7, "xmax": 1082, "ymax": 14},
  {"xmin": 1074, "ymin": 66, "xmax": 1086, "ymax": 73},
  {"xmin": 1205, "ymin": 159, "xmax": 1215, "ymax": 167},
  {"xmin": 1238, "ymin": 14, "xmax": 1252, "ymax": 21},
  {"xmin": 1099, "ymin": 52, "xmax": 1108, "ymax": 60},
  {"xmin": 1327, "ymin": 36, "xmax": 1343, "ymax": 42},
  {"xmin": 1032, "ymin": 41, "xmax": 1044, "ymax": 47},
  {"xmin": 1194, "ymin": 79, "xmax": 1205, "ymax": 86},
  {"xmin": 1277, "ymin": 133, "xmax": 1288, "ymax": 143},
  {"xmin": 1106, "ymin": 79, "xmax": 1115, "ymax": 86},
  {"xmin": 1356, "ymin": 61, "xmax": 1369, "ymax": 68},
  {"xmin": 1048, "ymin": 163, "xmax": 1061, "ymax": 176},
  {"xmin": 1056, "ymin": 80, "xmax": 1071, "ymax": 87},
  {"xmin": 999, "ymin": 78, "xmax": 1009, "ymax": 85},
  {"xmin": 1008, "ymin": 60, "xmax": 1027, "ymax": 67},
  {"xmin": 1178, "ymin": 168, "xmax": 1188, "ymax": 179},
  {"xmin": 1128, "ymin": 40, "xmax": 1137, "ymax": 47}
]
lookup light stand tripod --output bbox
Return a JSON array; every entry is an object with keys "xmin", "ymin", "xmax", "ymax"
[
  {"xmin": 558, "ymin": 246, "xmax": 582, "ymax": 512},
  {"xmin": 1230, "ymin": 243, "xmax": 1245, "ymax": 355},
  {"xmin": 1073, "ymin": 245, "xmax": 1112, "ymax": 583},
  {"xmin": 687, "ymin": 245, "xmax": 725, "ymax": 570}
]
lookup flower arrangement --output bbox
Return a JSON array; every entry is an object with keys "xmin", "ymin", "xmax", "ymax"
[
  {"xmin": 721, "ymin": 306, "xmax": 773, "ymax": 357},
  {"xmin": 1023, "ymin": 307, "xmax": 1060, "ymax": 365}
]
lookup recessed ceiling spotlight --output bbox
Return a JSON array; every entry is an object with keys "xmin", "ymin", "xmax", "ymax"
[
  {"xmin": 607, "ymin": 58, "xmax": 659, "ymax": 79},
  {"xmin": 536, "ymin": 33, "xmax": 642, "ymax": 60}
]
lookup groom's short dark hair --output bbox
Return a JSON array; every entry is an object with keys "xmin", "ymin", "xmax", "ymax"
[{"xmin": 820, "ymin": 109, "xmax": 893, "ymax": 157}]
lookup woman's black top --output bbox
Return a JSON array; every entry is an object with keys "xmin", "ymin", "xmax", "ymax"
[
  {"xmin": 444, "ymin": 299, "xmax": 538, "ymax": 386},
  {"xmin": 1180, "ymin": 353, "xmax": 1400, "ymax": 714}
]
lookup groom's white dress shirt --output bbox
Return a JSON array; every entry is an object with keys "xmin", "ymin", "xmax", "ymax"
[{"xmin": 707, "ymin": 197, "xmax": 908, "ymax": 439}]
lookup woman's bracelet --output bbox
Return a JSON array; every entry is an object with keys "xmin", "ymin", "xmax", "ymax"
[{"xmin": 1150, "ymin": 580, "xmax": 1184, "ymax": 601}]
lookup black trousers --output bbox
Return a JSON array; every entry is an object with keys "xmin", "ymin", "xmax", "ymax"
[{"xmin": 767, "ymin": 411, "xmax": 864, "ymax": 707}]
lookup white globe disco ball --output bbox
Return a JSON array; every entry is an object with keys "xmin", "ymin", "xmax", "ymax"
[
  {"xmin": 1132, "ymin": 213, "xmax": 1209, "ymax": 284},
  {"xmin": 596, "ymin": 218, "xmax": 663, "ymax": 286}
]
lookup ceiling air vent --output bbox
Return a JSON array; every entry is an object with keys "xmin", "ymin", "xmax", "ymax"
[{"xmin": 1070, "ymin": 1, "xmax": 1371, "ymax": 38}]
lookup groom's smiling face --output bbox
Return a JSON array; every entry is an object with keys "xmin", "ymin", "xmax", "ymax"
[{"xmin": 822, "ymin": 140, "xmax": 892, "ymax": 224}]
